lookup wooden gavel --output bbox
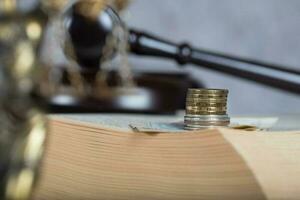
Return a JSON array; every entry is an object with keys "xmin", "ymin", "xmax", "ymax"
[{"xmin": 65, "ymin": 2, "xmax": 300, "ymax": 94}]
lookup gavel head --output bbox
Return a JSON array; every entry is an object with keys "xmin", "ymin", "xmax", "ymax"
[{"xmin": 63, "ymin": 0, "xmax": 123, "ymax": 72}]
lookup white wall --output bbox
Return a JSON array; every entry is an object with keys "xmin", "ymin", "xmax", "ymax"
[{"xmin": 125, "ymin": 0, "xmax": 300, "ymax": 115}]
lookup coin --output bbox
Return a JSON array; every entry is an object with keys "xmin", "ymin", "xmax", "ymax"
[
  {"xmin": 184, "ymin": 122, "xmax": 230, "ymax": 127},
  {"xmin": 186, "ymin": 107, "xmax": 227, "ymax": 112},
  {"xmin": 184, "ymin": 117, "xmax": 230, "ymax": 122},
  {"xmin": 185, "ymin": 121, "xmax": 230, "ymax": 126},
  {"xmin": 186, "ymin": 98, "xmax": 227, "ymax": 102},
  {"xmin": 185, "ymin": 114, "xmax": 230, "ymax": 117},
  {"xmin": 184, "ymin": 88, "xmax": 230, "ymax": 130},
  {"xmin": 185, "ymin": 119, "xmax": 230, "ymax": 124},
  {"xmin": 188, "ymin": 88, "xmax": 228, "ymax": 94},
  {"xmin": 187, "ymin": 90, "xmax": 228, "ymax": 94},
  {"xmin": 184, "ymin": 126, "xmax": 208, "ymax": 130},
  {"xmin": 186, "ymin": 105, "xmax": 227, "ymax": 108},
  {"xmin": 185, "ymin": 122, "xmax": 230, "ymax": 129},
  {"xmin": 186, "ymin": 102, "xmax": 227, "ymax": 107},
  {"xmin": 186, "ymin": 94, "xmax": 228, "ymax": 98},
  {"xmin": 186, "ymin": 105, "xmax": 227, "ymax": 110},
  {"xmin": 186, "ymin": 111, "xmax": 227, "ymax": 115},
  {"xmin": 184, "ymin": 115, "xmax": 230, "ymax": 121}
]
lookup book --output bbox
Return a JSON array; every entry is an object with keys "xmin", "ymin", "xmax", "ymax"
[{"xmin": 33, "ymin": 114, "xmax": 300, "ymax": 200}]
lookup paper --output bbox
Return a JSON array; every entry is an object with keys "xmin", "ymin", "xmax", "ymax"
[
  {"xmin": 129, "ymin": 122, "xmax": 184, "ymax": 133},
  {"xmin": 52, "ymin": 114, "xmax": 300, "ymax": 132},
  {"xmin": 52, "ymin": 114, "xmax": 183, "ymax": 131},
  {"xmin": 230, "ymin": 117, "xmax": 279, "ymax": 131}
]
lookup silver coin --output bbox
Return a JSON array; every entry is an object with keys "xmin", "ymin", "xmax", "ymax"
[
  {"xmin": 184, "ymin": 121, "xmax": 230, "ymax": 126},
  {"xmin": 185, "ymin": 114, "xmax": 230, "ymax": 118},
  {"xmin": 185, "ymin": 122, "xmax": 230, "ymax": 128},
  {"xmin": 184, "ymin": 120, "xmax": 230, "ymax": 124},
  {"xmin": 184, "ymin": 117, "xmax": 230, "ymax": 122},
  {"xmin": 184, "ymin": 124, "xmax": 228, "ymax": 130},
  {"xmin": 185, "ymin": 120, "xmax": 229, "ymax": 123},
  {"xmin": 185, "ymin": 114, "xmax": 229, "ymax": 117},
  {"xmin": 184, "ymin": 126, "xmax": 207, "ymax": 130},
  {"xmin": 184, "ymin": 115, "xmax": 230, "ymax": 122}
]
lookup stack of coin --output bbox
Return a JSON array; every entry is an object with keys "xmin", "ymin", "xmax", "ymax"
[{"xmin": 184, "ymin": 88, "xmax": 230, "ymax": 130}]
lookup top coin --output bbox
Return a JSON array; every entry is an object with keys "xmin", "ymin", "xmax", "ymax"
[{"xmin": 188, "ymin": 88, "xmax": 229, "ymax": 94}]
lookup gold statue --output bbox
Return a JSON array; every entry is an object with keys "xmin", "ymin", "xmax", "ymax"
[
  {"xmin": 0, "ymin": 1, "xmax": 48, "ymax": 199},
  {"xmin": 0, "ymin": 0, "xmax": 123, "ymax": 199}
]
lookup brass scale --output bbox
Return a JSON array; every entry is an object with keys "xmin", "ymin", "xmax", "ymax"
[{"xmin": 0, "ymin": 0, "xmax": 299, "ymax": 199}]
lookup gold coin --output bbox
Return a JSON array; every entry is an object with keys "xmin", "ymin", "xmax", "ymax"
[
  {"xmin": 186, "ymin": 107, "xmax": 227, "ymax": 112},
  {"xmin": 186, "ymin": 105, "xmax": 227, "ymax": 109},
  {"xmin": 186, "ymin": 95, "xmax": 227, "ymax": 100},
  {"xmin": 186, "ymin": 102, "xmax": 227, "ymax": 107},
  {"xmin": 188, "ymin": 88, "xmax": 228, "ymax": 92},
  {"xmin": 187, "ymin": 90, "xmax": 228, "ymax": 94},
  {"xmin": 187, "ymin": 94, "xmax": 228, "ymax": 98},
  {"xmin": 186, "ymin": 111, "xmax": 227, "ymax": 115},
  {"xmin": 188, "ymin": 88, "xmax": 228, "ymax": 94},
  {"xmin": 186, "ymin": 98, "xmax": 227, "ymax": 102}
]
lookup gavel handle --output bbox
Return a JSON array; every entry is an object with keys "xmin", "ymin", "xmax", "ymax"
[{"xmin": 129, "ymin": 29, "xmax": 300, "ymax": 94}]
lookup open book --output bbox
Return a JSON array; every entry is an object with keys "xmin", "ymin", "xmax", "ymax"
[{"xmin": 33, "ymin": 114, "xmax": 300, "ymax": 200}]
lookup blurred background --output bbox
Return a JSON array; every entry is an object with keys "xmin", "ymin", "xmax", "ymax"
[{"xmin": 124, "ymin": 0, "xmax": 300, "ymax": 115}]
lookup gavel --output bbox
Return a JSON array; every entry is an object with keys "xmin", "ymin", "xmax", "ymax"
[{"xmin": 65, "ymin": 2, "xmax": 300, "ymax": 95}]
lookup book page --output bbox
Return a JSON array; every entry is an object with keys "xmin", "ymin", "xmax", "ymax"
[
  {"xmin": 34, "ymin": 119, "xmax": 266, "ymax": 200},
  {"xmin": 51, "ymin": 114, "xmax": 300, "ymax": 132},
  {"xmin": 51, "ymin": 113, "xmax": 183, "ymax": 131},
  {"xmin": 221, "ymin": 128, "xmax": 300, "ymax": 200},
  {"xmin": 33, "ymin": 115, "xmax": 300, "ymax": 199}
]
